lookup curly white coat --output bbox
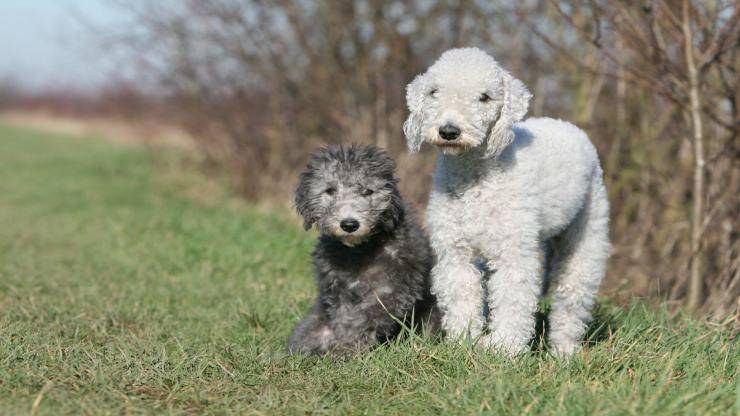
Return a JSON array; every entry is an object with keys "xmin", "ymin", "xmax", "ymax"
[{"xmin": 404, "ymin": 48, "xmax": 610, "ymax": 356}]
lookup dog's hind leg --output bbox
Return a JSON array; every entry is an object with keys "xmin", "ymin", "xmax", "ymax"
[
  {"xmin": 546, "ymin": 173, "xmax": 610, "ymax": 357},
  {"xmin": 287, "ymin": 302, "xmax": 335, "ymax": 355}
]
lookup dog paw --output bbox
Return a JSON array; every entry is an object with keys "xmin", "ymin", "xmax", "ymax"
[
  {"xmin": 478, "ymin": 332, "xmax": 528, "ymax": 357},
  {"xmin": 548, "ymin": 338, "xmax": 582, "ymax": 358}
]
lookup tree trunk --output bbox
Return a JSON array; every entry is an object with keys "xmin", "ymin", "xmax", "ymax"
[
  {"xmin": 682, "ymin": 0, "xmax": 705, "ymax": 311},
  {"xmin": 606, "ymin": 39, "xmax": 626, "ymax": 183}
]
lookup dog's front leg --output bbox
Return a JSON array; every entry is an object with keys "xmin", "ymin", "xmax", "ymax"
[
  {"xmin": 480, "ymin": 240, "xmax": 542, "ymax": 356},
  {"xmin": 328, "ymin": 301, "xmax": 391, "ymax": 356},
  {"xmin": 432, "ymin": 249, "xmax": 485, "ymax": 342}
]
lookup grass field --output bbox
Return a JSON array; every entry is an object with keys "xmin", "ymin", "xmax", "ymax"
[{"xmin": 0, "ymin": 124, "xmax": 737, "ymax": 415}]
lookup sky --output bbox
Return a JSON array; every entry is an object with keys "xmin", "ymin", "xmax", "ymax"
[{"xmin": 0, "ymin": 0, "xmax": 128, "ymax": 91}]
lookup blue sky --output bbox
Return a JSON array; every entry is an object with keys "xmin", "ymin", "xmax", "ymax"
[{"xmin": 0, "ymin": 0, "xmax": 126, "ymax": 90}]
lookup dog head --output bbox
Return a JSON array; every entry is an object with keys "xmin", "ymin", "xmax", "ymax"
[
  {"xmin": 295, "ymin": 145, "xmax": 403, "ymax": 246},
  {"xmin": 403, "ymin": 47, "xmax": 532, "ymax": 158}
]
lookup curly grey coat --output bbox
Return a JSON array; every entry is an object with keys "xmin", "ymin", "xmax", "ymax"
[{"xmin": 288, "ymin": 145, "xmax": 440, "ymax": 356}]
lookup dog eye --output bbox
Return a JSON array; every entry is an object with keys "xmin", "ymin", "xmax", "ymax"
[
  {"xmin": 429, "ymin": 88, "xmax": 438, "ymax": 98},
  {"xmin": 361, "ymin": 188, "xmax": 374, "ymax": 197},
  {"xmin": 324, "ymin": 188, "xmax": 336, "ymax": 196},
  {"xmin": 479, "ymin": 93, "xmax": 492, "ymax": 102}
]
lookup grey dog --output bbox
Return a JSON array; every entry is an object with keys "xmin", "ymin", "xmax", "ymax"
[{"xmin": 288, "ymin": 145, "xmax": 440, "ymax": 356}]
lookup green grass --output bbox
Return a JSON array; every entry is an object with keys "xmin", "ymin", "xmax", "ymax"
[{"xmin": 0, "ymin": 124, "xmax": 737, "ymax": 415}]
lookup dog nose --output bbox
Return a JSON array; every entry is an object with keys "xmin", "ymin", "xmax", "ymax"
[
  {"xmin": 439, "ymin": 124, "xmax": 461, "ymax": 141},
  {"xmin": 340, "ymin": 218, "xmax": 360, "ymax": 233}
]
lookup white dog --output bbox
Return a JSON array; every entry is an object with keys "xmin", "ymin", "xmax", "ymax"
[{"xmin": 403, "ymin": 48, "xmax": 610, "ymax": 356}]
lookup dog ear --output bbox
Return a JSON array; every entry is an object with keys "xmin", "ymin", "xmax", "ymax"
[
  {"xmin": 403, "ymin": 74, "xmax": 428, "ymax": 153},
  {"xmin": 294, "ymin": 168, "xmax": 317, "ymax": 231},
  {"xmin": 485, "ymin": 73, "xmax": 532, "ymax": 158},
  {"xmin": 380, "ymin": 188, "xmax": 404, "ymax": 231}
]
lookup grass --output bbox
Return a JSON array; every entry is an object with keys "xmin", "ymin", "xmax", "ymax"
[{"xmin": 0, "ymin": 124, "xmax": 737, "ymax": 415}]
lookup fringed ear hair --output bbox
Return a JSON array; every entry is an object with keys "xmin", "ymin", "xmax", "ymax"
[
  {"xmin": 294, "ymin": 160, "xmax": 320, "ymax": 230},
  {"xmin": 403, "ymin": 74, "xmax": 429, "ymax": 153},
  {"xmin": 380, "ymin": 188, "xmax": 405, "ymax": 231},
  {"xmin": 484, "ymin": 73, "xmax": 532, "ymax": 158}
]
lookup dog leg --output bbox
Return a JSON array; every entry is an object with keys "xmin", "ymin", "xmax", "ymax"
[
  {"xmin": 480, "ymin": 239, "xmax": 543, "ymax": 356},
  {"xmin": 432, "ymin": 251, "xmax": 485, "ymax": 342},
  {"xmin": 287, "ymin": 302, "xmax": 335, "ymax": 355},
  {"xmin": 546, "ymin": 176, "xmax": 610, "ymax": 357},
  {"xmin": 329, "ymin": 299, "xmax": 398, "ymax": 356}
]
